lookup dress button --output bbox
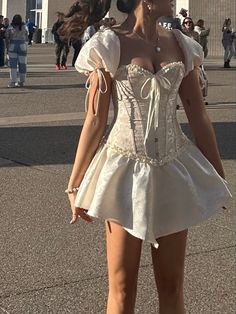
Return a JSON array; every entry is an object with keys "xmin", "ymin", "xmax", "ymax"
[{"xmin": 154, "ymin": 138, "xmax": 158, "ymax": 142}]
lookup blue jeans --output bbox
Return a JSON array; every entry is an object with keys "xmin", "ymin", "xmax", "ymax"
[
  {"xmin": 8, "ymin": 40, "xmax": 27, "ymax": 82},
  {"xmin": 222, "ymin": 40, "xmax": 234, "ymax": 62}
]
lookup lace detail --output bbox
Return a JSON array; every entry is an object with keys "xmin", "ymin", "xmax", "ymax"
[{"xmin": 106, "ymin": 137, "xmax": 190, "ymax": 166}]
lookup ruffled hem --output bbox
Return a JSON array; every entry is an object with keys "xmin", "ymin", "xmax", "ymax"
[{"xmin": 75, "ymin": 143, "xmax": 232, "ymax": 248}]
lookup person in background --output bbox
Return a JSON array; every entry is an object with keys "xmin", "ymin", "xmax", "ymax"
[
  {"xmin": 222, "ymin": 18, "xmax": 234, "ymax": 68},
  {"xmin": 51, "ymin": 12, "xmax": 70, "ymax": 71},
  {"xmin": 71, "ymin": 38, "xmax": 82, "ymax": 67},
  {"xmin": 194, "ymin": 19, "xmax": 210, "ymax": 58},
  {"xmin": 26, "ymin": 18, "xmax": 37, "ymax": 46},
  {"xmin": 182, "ymin": 17, "xmax": 199, "ymax": 42},
  {"xmin": 182, "ymin": 18, "xmax": 208, "ymax": 105},
  {"xmin": 5, "ymin": 14, "xmax": 28, "ymax": 88},
  {"xmin": 81, "ymin": 24, "xmax": 96, "ymax": 44},
  {"xmin": 0, "ymin": 15, "xmax": 5, "ymax": 67},
  {"xmin": 3, "ymin": 18, "xmax": 10, "ymax": 66},
  {"xmin": 178, "ymin": 8, "xmax": 188, "ymax": 25},
  {"xmin": 158, "ymin": 15, "xmax": 182, "ymax": 31}
]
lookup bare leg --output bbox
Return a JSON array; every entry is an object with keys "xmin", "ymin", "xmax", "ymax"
[
  {"xmin": 151, "ymin": 229, "xmax": 188, "ymax": 314},
  {"xmin": 105, "ymin": 221, "xmax": 143, "ymax": 314}
]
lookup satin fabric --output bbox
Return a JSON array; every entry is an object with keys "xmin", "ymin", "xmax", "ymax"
[{"xmin": 74, "ymin": 28, "xmax": 232, "ymax": 248}]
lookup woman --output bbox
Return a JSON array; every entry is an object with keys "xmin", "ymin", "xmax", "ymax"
[
  {"xmin": 182, "ymin": 17, "xmax": 199, "ymax": 42},
  {"xmin": 60, "ymin": 1, "xmax": 231, "ymax": 313},
  {"xmin": 194, "ymin": 19, "xmax": 210, "ymax": 58},
  {"xmin": 5, "ymin": 15, "xmax": 28, "ymax": 87},
  {"xmin": 222, "ymin": 18, "xmax": 234, "ymax": 68}
]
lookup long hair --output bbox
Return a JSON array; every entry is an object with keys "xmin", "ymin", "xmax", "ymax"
[
  {"xmin": 11, "ymin": 14, "xmax": 23, "ymax": 31},
  {"xmin": 182, "ymin": 17, "xmax": 195, "ymax": 32},
  {"xmin": 59, "ymin": 0, "xmax": 111, "ymax": 42}
]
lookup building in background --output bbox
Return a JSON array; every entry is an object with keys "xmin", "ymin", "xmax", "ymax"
[{"xmin": 0, "ymin": 0, "xmax": 235, "ymax": 56}]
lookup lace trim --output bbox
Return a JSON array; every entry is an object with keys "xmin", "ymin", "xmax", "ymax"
[{"xmin": 106, "ymin": 138, "xmax": 190, "ymax": 167}]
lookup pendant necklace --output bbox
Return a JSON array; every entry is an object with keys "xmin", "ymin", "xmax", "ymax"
[{"xmin": 132, "ymin": 30, "xmax": 161, "ymax": 53}]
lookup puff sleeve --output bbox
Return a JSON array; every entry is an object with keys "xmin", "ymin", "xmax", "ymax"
[
  {"xmin": 75, "ymin": 28, "xmax": 120, "ymax": 78},
  {"xmin": 173, "ymin": 29, "xmax": 204, "ymax": 77}
]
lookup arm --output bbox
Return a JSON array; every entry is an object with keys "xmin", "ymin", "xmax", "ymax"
[
  {"xmin": 68, "ymin": 68, "xmax": 112, "ymax": 223},
  {"xmin": 179, "ymin": 68, "xmax": 225, "ymax": 179},
  {"xmin": 199, "ymin": 28, "xmax": 210, "ymax": 37}
]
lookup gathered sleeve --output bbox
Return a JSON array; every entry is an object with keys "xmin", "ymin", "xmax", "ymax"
[
  {"xmin": 75, "ymin": 28, "xmax": 120, "ymax": 78},
  {"xmin": 75, "ymin": 28, "xmax": 120, "ymax": 116},
  {"xmin": 173, "ymin": 29, "xmax": 204, "ymax": 77}
]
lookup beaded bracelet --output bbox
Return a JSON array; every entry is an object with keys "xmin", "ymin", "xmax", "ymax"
[{"xmin": 65, "ymin": 187, "xmax": 79, "ymax": 194}]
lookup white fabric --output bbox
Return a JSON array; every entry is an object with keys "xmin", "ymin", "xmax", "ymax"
[
  {"xmin": 75, "ymin": 28, "xmax": 120, "ymax": 78},
  {"xmin": 74, "ymin": 28, "xmax": 231, "ymax": 248},
  {"xmin": 172, "ymin": 29, "xmax": 204, "ymax": 76}
]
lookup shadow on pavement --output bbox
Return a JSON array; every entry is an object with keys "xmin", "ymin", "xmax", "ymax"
[
  {"xmin": 0, "ymin": 84, "xmax": 84, "ymax": 91},
  {"xmin": 0, "ymin": 122, "xmax": 235, "ymax": 167}
]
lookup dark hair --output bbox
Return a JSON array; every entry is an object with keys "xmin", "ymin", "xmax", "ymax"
[
  {"xmin": 182, "ymin": 17, "xmax": 194, "ymax": 31},
  {"xmin": 59, "ymin": 0, "xmax": 111, "ymax": 41},
  {"xmin": 11, "ymin": 14, "xmax": 24, "ymax": 30},
  {"xmin": 196, "ymin": 19, "xmax": 204, "ymax": 27},
  {"xmin": 116, "ymin": 0, "xmax": 137, "ymax": 13}
]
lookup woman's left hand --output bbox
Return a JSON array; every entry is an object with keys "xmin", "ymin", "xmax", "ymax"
[{"xmin": 68, "ymin": 192, "xmax": 93, "ymax": 224}]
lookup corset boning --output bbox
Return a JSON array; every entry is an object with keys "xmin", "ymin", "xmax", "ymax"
[{"xmin": 104, "ymin": 63, "xmax": 190, "ymax": 166}]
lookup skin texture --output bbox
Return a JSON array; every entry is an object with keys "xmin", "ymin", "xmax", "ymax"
[{"xmin": 68, "ymin": 1, "xmax": 225, "ymax": 313}]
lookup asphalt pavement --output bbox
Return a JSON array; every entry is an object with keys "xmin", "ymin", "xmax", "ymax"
[{"xmin": 0, "ymin": 44, "xmax": 235, "ymax": 314}]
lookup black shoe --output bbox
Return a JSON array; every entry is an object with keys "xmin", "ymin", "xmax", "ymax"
[{"xmin": 224, "ymin": 61, "xmax": 230, "ymax": 68}]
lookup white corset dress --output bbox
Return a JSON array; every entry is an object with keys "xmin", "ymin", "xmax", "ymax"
[{"xmin": 74, "ymin": 28, "xmax": 231, "ymax": 248}]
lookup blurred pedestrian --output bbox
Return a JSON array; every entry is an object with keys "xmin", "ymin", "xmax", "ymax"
[
  {"xmin": 182, "ymin": 18, "xmax": 208, "ymax": 104},
  {"xmin": 5, "ymin": 14, "xmax": 28, "ymax": 88},
  {"xmin": 222, "ymin": 18, "xmax": 234, "ymax": 68},
  {"xmin": 3, "ymin": 18, "xmax": 10, "ymax": 66},
  {"xmin": 71, "ymin": 38, "xmax": 82, "ymax": 67},
  {"xmin": 51, "ymin": 12, "xmax": 70, "ymax": 71},
  {"xmin": 26, "ymin": 18, "xmax": 37, "ymax": 45},
  {"xmin": 194, "ymin": 19, "xmax": 210, "ymax": 58},
  {"xmin": 0, "ymin": 15, "xmax": 5, "ymax": 67},
  {"xmin": 182, "ymin": 17, "xmax": 199, "ymax": 42},
  {"xmin": 178, "ymin": 8, "xmax": 188, "ymax": 24}
]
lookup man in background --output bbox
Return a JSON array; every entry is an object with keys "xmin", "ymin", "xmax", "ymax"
[{"xmin": 26, "ymin": 18, "xmax": 37, "ymax": 45}]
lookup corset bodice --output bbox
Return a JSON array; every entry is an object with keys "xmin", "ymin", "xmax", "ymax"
[{"xmin": 104, "ymin": 62, "xmax": 190, "ymax": 166}]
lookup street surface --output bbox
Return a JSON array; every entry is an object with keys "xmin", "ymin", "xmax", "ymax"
[{"xmin": 0, "ymin": 44, "xmax": 235, "ymax": 314}]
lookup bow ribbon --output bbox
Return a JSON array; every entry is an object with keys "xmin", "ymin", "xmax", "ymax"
[
  {"xmin": 140, "ymin": 75, "xmax": 171, "ymax": 146},
  {"xmin": 85, "ymin": 68, "xmax": 108, "ymax": 116}
]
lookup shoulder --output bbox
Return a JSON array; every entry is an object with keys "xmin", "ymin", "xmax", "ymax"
[
  {"xmin": 172, "ymin": 29, "xmax": 204, "ymax": 75},
  {"xmin": 75, "ymin": 28, "xmax": 120, "ymax": 77}
]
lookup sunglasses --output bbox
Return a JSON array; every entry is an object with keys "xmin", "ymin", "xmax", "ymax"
[{"xmin": 184, "ymin": 21, "xmax": 192, "ymax": 24}]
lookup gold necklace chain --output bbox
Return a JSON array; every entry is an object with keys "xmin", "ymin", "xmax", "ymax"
[{"xmin": 132, "ymin": 30, "xmax": 161, "ymax": 52}]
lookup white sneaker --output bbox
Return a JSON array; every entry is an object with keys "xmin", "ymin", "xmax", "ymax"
[
  {"xmin": 16, "ymin": 82, "xmax": 24, "ymax": 87},
  {"xmin": 7, "ymin": 82, "xmax": 17, "ymax": 88}
]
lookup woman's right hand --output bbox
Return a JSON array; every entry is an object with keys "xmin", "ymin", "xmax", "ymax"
[{"xmin": 68, "ymin": 192, "xmax": 93, "ymax": 224}]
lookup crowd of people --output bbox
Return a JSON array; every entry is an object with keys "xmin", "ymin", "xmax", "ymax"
[
  {"xmin": 0, "ymin": 9, "xmax": 235, "ymax": 89},
  {"xmin": 158, "ymin": 8, "xmax": 236, "ymax": 68}
]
